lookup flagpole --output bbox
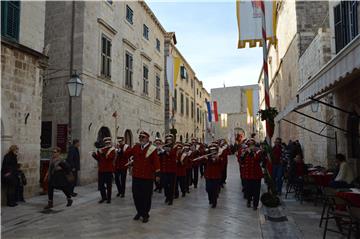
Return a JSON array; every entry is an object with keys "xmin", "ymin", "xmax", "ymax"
[{"xmin": 260, "ymin": 0, "xmax": 271, "ymax": 145}]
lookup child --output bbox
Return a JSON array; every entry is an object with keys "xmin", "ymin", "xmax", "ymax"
[{"xmin": 16, "ymin": 163, "xmax": 27, "ymax": 202}]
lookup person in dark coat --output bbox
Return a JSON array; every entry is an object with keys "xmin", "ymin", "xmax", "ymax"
[
  {"xmin": 66, "ymin": 139, "xmax": 80, "ymax": 197},
  {"xmin": 44, "ymin": 147, "xmax": 73, "ymax": 209},
  {"xmin": 16, "ymin": 163, "xmax": 27, "ymax": 202},
  {"xmin": 1, "ymin": 145, "xmax": 19, "ymax": 207}
]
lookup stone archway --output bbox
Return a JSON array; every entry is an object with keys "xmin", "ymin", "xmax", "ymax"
[{"xmin": 124, "ymin": 129, "xmax": 133, "ymax": 147}]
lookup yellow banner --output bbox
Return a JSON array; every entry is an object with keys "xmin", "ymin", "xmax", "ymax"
[
  {"xmin": 245, "ymin": 89, "xmax": 253, "ymax": 117},
  {"xmin": 173, "ymin": 57, "xmax": 181, "ymax": 87}
]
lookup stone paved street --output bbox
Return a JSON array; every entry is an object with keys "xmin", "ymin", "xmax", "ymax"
[{"xmin": 2, "ymin": 156, "xmax": 263, "ymax": 239}]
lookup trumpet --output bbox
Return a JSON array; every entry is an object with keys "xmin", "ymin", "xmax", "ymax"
[{"xmin": 191, "ymin": 152, "xmax": 218, "ymax": 162}]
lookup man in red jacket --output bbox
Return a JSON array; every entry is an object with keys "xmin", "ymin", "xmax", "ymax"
[
  {"xmin": 114, "ymin": 136, "xmax": 131, "ymax": 198},
  {"xmin": 205, "ymin": 143, "xmax": 222, "ymax": 208},
  {"xmin": 130, "ymin": 131, "xmax": 160, "ymax": 223},
  {"xmin": 92, "ymin": 137, "xmax": 115, "ymax": 204},
  {"xmin": 175, "ymin": 143, "xmax": 188, "ymax": 198},
  {"xmin": 160, "ymin": 134, "xmax": 177, "ymax": 205},
  {"xmin": 241, "ymin": 138, "xmax": 263, "ymax": 210}
]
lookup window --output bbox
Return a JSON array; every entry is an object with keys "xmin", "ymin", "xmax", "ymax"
[
  {"xmin": 221, "ymin": 114, "xmax": 228, "ymax": 128},
  {"xmin": 180, "ymin": 66, "xmax": 187, "ymax": 79},
  {"xmin": 200, "ymin": 91, "xmax": 202, "ymax": 98},
  {"xmin": 191, "ymin": 79, "xmax": 194, "ymax": 88},
  {"xmin": 143, "ymin": 65, "xmax": 149, "ymax": 95},
  {"xmin": 125, "ymin": 52, "xmax": 133, "ymax": 89},
  {"xmin": 143, "ymin": 24, "xmax": 149, "ymax": 40},
  {"xmin": 126, "ymin": 5, "xmax": 133, "ymax": 24},
  {"xmin": 334, "ymin": 1, "xmax": 359, "ymax": 53},
  {"xmin": 186, "ymin": 97, "xmax": 189, "ymax": 117},
  {"xmin": 197, "ymin": 107, "xmax": 200, "ymax": 123},
  {"xmin": 156, "ymin": 38, "xmax": 160, "ymax": 52},
  {"xmin": 196, "ymin": 88, "xmax": 199, "ymax": 95},
  {"xmin": 191, "ymin": 101, "xmax": 194, "ymax": 118},
  {"xmin": 173, "ymin": 89, "xmax": 177, "ymax": 112},
  {"xmin": 101, "ymin": 35, "xmax": 112, "ymax": 77},
  {"xmin": 156, "ymin": 74, "xmax": 161, "ymax": 100},
  {"xmin": 1, "ymin": 1, "xmax": 20, "ymax": 41},
  {"xmin": 180, "ymin": 93, "xmax": 184, "ymax": 115}
]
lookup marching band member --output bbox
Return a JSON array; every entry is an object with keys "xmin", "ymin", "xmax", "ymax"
[
  {"xmin": 204, "ymin": 143, "xmax": 222, "ymax": 208},
  {"xmin": 190, "ymin": 138, "xmax": 204, "ymax": 189},
  {"xmin": 154, "ymin": 138, "xmax": 164, "ymax": 193},
  {"xmin": 114, "ymin": 136, "xmax": 131, "ymax": 198},
  {"xmin": 129, "ymin": 131, "xmax": 160, "ymax": 223},
  {"xmin": 92, "ymin": 137, "xmax": 116, "ymax": 204},
  {"xmin": 160, "ymin": 134, "xmax": 177, "ymax": 205},
  {"xmin": 240, "ymin": 138, "xmax": 264, "ymax": 210},
  {"xmin": 175, "ymin": 143, "xmax": 187, "ymax": 198},
  {"xmin": 218, "ymin": 139, "xmax": 230, "ymax": 188}
]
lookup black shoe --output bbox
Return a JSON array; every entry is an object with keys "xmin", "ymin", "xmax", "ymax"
[
  {"xmin": 106, "ymin": 200, "xmax": 111, "ymax": 204},
  {"xmin": 253, "ymin": 206, "xmax": 258, "ymax": 211},
  {"xmin": 133, "ymin": 214, "xmax": 141, "ymax": 221},
  {"xmin": 116, "ymin": 193, "xmax": 121, "ymax": 197},
  {"xmin": 211, "ymin": 203, "xmax": 217, "ymax": 208},
  {"xmin": 66, "ymin": 198, "xmax": 73, "ymax": 207},
  {"xmin": 187, "ymin": 190, "xmax": 190, "ymax": 193},
  {"xmin": 120, "ymin": 194, "xmax": 125, "ymax": 198},
  {"xmin": 71, "ymin": 192, "xmax": 78, "ymax": 197},
  {"xmin": 142, "ymin": 217, "xmax": 149, "ymax": 223},
  {"xmin": 182, "ymin": 192, "xmax": 186, "ymax": 197},
  {"xmin": 165, "ymin": 198, "xmax": 169, "ymax": 203},
  {"xmin": 174, "ymin": 195, "xmax": 179, "ymax": 199},
  {"xmin": 98, "ymin": 199, "xmax": 106, "ymax": 204},
  {"xmin": 168, "ymin": 201, "xmax": 173, "ymax": 206},
  {"xmin": 194, "ymin": 185, "xmax": 197, "ymax": 188},
  {"xmin": 247, "ymin": 201, "xmax": 251, "ymax": 208}
]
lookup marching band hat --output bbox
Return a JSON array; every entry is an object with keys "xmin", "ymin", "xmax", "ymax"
[
  {"xmin": 247, "ymin": 138, "xmax": 256, "ymax": 145},
  {"xmin": 103, "ymin": 137, "xmax": 112, "ymax": 144},
  {"xmin": 117, "ymin": 136, "xmax": 124, "ymax": 141},
  {"xmin": 165, "ymin": 134, "xmax": 174, "ymax": 139},
  {"xmin": 154, "ymin": 137, "xmax": 162, "ymax": 143},
  {"xmin": 139, "ymin": 131, "xmax": 150, "ymax": 138}
]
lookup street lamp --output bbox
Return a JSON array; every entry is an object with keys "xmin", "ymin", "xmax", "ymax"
[
  {"xmin": 311, "ymin": 100, "xmax": 319, "ymax": 113},
  {"xmin": 67, "ymin": 72, "xmax": 83, "ymax": 97},
  {"xmin": 67, "ymin": 72, "xmax": 83, "ymax": 145}
]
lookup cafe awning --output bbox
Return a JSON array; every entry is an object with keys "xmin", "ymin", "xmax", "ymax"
[{"xmin": 275, "ymin": 35, "xmax": 360, "ymax": 122}]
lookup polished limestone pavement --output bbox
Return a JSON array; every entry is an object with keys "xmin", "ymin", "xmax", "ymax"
[{"xmin": 2, "ymin": 156, "xmax": 262, "ymax": 239}]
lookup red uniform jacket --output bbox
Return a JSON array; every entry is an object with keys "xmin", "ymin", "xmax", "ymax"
[
  {"xmin": 130, "ymin": 143, "xmax": 160, "ymax": 180},
  {"xmin": 176, "ymin": 152, "xmax": 187, "ymax": 177},
  {"xmin": 242, "ymin": 150, "xmax": 263, "ymax": 180},
  {"xmin": 205, "ymin": 156, "xmax": 222, "ymax": 179},
  {"xmin": 115, "ymin": 144, "xmax": 131, "ymax": 171},
  {"xmin": 161, "ymin": 147, "xmax": 177, "ymax": 173},
  {"xmin": 272, "ymin": 145, "xmax": 283, "ymax": 165},
  {"xmin": 93, "ymin": 146, "xmax": 115, "ymax": 173}
]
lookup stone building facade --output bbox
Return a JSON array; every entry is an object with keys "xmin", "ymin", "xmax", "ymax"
[
  {"xmin": 164, "ymin": 33, "xmax": 210, "ymax": 143},
  {"xmin": 258, "ymin": 0, "xmax": 333, "ymax": 167},
  {"xmin": 43, "ymin": 1, "xmax": 167, "ymax": 184},
  {"xmin": 211, "ymin": 85, "xmax": 259, "ymax": 143},
  {"xmin": 1, "ymin": 1, "xmax": 47, "ymax": 198},
  {"xmin": 259, "ymin": 0, "xmax": 360, "ymax": 173}
]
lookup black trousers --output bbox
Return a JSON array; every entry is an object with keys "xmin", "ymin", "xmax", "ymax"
[
  {"xmin": 206, "ymin": 179, "xmax": 220, "ymax": 205},
  {"xmin": 161, "ymin": 172, "xmax": 176, "ymax": 202},
  {"xmin": 70, "ymin": 170, "xmax": 78, "ymax": 193},
  {"xmin": 200, "ymin": 163, "xmax": 206, "ymax": 177},
  {"xmin": 132, "ymin": 177, "xmax": 153, "ymax": 218},
  {"xmin": 245, "ymin": 179, "xmax": 261, "ymax": 207},
  {"xmin": 48, "ymin": 185, "xmax": 71, "ymax": 201},
  {"xmin": 114, "ymin": 170, "xmax": 127, "ymax": 195},
  {"xmin": 98, "ymin": 172, "xmax": 113, "ymax": 201},
  {"xmin": 221, "ymin": 162, "xmax": 228, "ymax": 184},
  {"xmin": 175, "ymin": 176, "xmax": 186, "ymax": 196},
  {"xmin": 186, "ymin": 169, "xmax": 192, "ymax": 191},
  {"xmin": 192, "ymin": 166, "xmax": 199, "ymax": 187}
]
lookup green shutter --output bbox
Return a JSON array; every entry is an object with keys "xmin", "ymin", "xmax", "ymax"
[{"xmin": 1, "ymin": 1, "xmax": 20, "ymax": 41}]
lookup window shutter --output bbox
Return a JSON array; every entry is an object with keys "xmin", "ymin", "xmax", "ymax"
[{"xmin": 2, "ymin": 1, "xmax": 20, "ymax": 41}]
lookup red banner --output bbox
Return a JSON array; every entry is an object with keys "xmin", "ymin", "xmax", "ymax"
[{"xmin": 213, "ymin": 101, "xmax": 219, "ymax": 122}]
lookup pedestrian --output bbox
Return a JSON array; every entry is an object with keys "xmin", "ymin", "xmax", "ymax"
[
  {"xmin": 44, "ymin": 147, "xmax": 73, "ymax": 209},
  {"xmin": 241, "ymin": 139, "xmax": 263, "ymax": 210},
  {"xmin": 130, "ymin": 131, "xmax": 160, "ymax": 223},
  {"xmin": 272, "ymin": 137, "xmax": 285, "ymax": 195},
  {"xmin": 66, "ymin": 139, "xmax": 80, "ymax": 197},
  {"xmin": 114, "ymin": 136, "xmax": 131, "ymax": 198},
  {"xmin": 160, "ymin": 135, "xmax": 177, "ymax": 205},
  {"xmin": 329, "ymin": 153, "xmax": 355, "ymax": 188},
  {"xmin": 1, "ymin": 145, "xmax": 20, "ymax": 207},
  {"xmin": 204, "ymin": 143, "xmax": 222, "ymax": 208},
  {"xmin": 16, "ymin": 163, "xmax": 27, "ymax": 202},
  {"xmin": 92, "ymin": 137, "xmax": 115, "ymax": 204}
]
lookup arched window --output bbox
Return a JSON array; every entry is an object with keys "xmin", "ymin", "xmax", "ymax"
[{"xmin": 124, "ymin": 129, "xmax": 133, "ymax": 147}]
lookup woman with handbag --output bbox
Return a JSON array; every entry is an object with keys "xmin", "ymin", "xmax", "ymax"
[
  {"xmin": 44, "ymin": 147, "xmax": 74, "ymax": 209},
  {"xmin": 1, "ymin": 145, "xmax": 20, "ymax": 207}
]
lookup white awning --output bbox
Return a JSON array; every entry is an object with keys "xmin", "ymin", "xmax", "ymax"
[{"xmin": 275, "ymin": 35, "xmax": 360, "ymax": 122}]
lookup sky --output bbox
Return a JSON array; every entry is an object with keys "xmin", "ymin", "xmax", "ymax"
[{"xmin": 147, "ymin": 0, "xmax": 263, "ymax": 92}]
